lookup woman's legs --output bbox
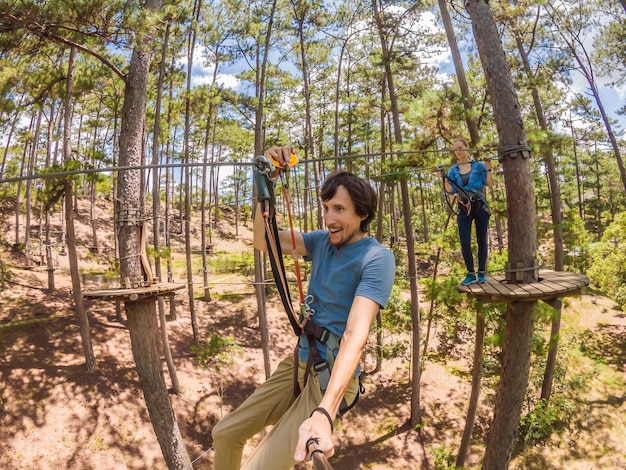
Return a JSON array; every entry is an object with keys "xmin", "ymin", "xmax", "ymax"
[
  {"xmin": 475, "ymin": 205, "xmax": 490, "ymax": 274},
  {"xmin": 457, "ymin": 212, "xmax": 475, "ymax": 274}
]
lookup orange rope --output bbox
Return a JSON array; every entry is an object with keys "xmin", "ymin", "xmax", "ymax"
[{"xmin": 280, "ymin": 178, "xmax": 306, "ymax": 305}]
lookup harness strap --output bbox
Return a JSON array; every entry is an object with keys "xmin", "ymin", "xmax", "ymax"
[
  {"xmin": 254, "ymin": 159, "xmax": 356, "ymax": 412},
  {"xmin": 264, "ymin": 212, "xmax": 302, "ymax": 335},
  {"xmin": 302, "ymin": 321, "xmax": 352, "ymax": 416}
]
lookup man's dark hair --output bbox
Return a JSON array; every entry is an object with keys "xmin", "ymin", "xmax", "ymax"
[{"xmin": 320, "ymin": 171, "xmax": 377, "ymax": 233}]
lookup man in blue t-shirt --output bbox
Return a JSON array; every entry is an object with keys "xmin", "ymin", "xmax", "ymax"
[{"xmin": 212, "ymin": 146, "xmax": 396, "ymax": 470}]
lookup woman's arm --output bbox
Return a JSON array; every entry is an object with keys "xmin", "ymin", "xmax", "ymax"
[{"xmin": 484, "ymin": 158, "xmax": 493, "ymax": 188}]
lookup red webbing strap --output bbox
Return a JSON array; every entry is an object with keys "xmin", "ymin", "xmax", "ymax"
[{"xmin": 280, "ymin": 182, "xmax": 305, "ymax": 304}]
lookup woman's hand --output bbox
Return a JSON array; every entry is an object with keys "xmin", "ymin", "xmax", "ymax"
[{"xmin": 484, "ymin": 156, "xmax": 493, "ymax": 171}]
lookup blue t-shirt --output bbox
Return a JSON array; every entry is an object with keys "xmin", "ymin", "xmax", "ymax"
[{"xmin": 298, "ymin": 230, "xmax": 396, "ymax": 369}]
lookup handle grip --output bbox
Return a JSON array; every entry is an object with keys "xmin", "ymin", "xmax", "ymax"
[
  {"xmin": 306, "ymin": 439, "xmax": 334, "ymax": 470},
  {"xmin": 269, "ymin": 152, "xmax": 298, "ymax": 169}
]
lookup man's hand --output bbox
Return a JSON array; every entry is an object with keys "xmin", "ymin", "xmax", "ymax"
[
  {"xmin": 293, "ymin": 412, "xmax": 334, "ymax": 463},
  {"xmin": 265, "ymin": 145, "xmax": 294, "ymax": 169}
]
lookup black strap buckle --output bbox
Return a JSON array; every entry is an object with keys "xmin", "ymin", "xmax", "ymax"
[{"xmin": 303, "ymin": 320, "xmax": 331, "ymax": 345}]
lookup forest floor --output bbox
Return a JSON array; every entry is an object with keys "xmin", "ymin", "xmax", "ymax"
[{"xmin": 1, "ymin": 198, "xmax": 626, "ymax": 469}]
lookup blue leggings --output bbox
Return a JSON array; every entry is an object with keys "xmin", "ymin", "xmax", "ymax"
[{"xmin": 457, "ymin": 201, "xmax": 490, "ymax": 274}]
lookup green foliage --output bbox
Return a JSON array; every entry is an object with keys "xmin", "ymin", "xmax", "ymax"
[
  {"xmin": 594, "ymin": 12, "xmax": 626, "ymax": 87},
  {"xmin": 421, "ymin": 275, "xmax": 480, "ymax": 362},
  {"xmin": 562, "ymin": 212, "xmax": 593, "ymax": 273},
  {"xmin": 35, "ymin": 161, "xmax": 83, "ymax": 212},
  {"xmin": 382, "ymin": 284, "xmax": 412, "ymax": 332},
  {"xmin": 0, "ymin": 178, "xmax": 18, "ymax": 202},
  {"xmin": 518, "ymin": 397, "xmax": 575, "ymax": 447},
  {"xmin": 207, "ymin": 251, "xmax": 254, "ymax": 277},
  {"xmin": 192, "ymin": 333, "xmax": 243, "ymax": 415},
  {"xmin": 192, "ymin": 333, "xmax": 243, "ymax": 371},
  {"xmin": 587, "ymin": 212, "xmax": 626, "ymax": 309},
  {"xmin": 530, "ymin": 301, "xmax": 560, "ymax": 358},
  {"xmin": 0, "ymin": 255, "xmax": 11, "ymax": 292},
  {"xmin": 518, "ymin": 330, "xmax": 600, "ymax": 452},
  {"xmin": 0, "ymin": 232, "xmax": 11, "ymax": 290},
  {"xmin": 95, "ymin": 176, "xmax": 113, "ymax": 198},
  {"xmin": 378, "ymin": 285, "xmax": 411, "ymax": 360},
  {"xmin": 430, "ymin": 445, "xmax": 460, "ymax": 470},
  {"xmin": 390, "ymin": 243, "xmax": 409, "ymax": 289},
  {"xmin": 146, "ymin": 245, "xmax": 172, "ymax": 263}
]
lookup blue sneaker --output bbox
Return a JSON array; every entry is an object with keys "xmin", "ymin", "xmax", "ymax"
[
  {"xmin": 461, "ymin": 273, "xmax": 477, "ymax": 285},
  {"xmin": 477, "ymin": 272, "xmax": 487, "ymax": 283}
]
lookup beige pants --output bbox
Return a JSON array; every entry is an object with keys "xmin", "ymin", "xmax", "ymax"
[{"xmin": 212, "ymin": 355, "xmax": 359, "ymax": 470}]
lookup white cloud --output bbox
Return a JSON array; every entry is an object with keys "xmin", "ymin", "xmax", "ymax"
[{"xmin": 178, "ymin": 48, "xmax": 240, "ymax": 90}]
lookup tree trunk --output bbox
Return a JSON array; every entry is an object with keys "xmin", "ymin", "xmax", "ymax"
[
  {"xmin": 25, "ymin": 107, "xmax": 43, "ymax": 268},
  {"xmin": 165, "ymin": 65, "xmax": 175, "ymax": 290},
  {"xmin": 14, "ymin": 118, "xmax": 33, "ymax": 251},
  {"xmin": 152, "ymin": 19, "xmax": 180, "ymax": 395},
  {"xmin": 514, "ymin": 35, "xmax": 563, "ymax": 272},
  {"xmin": 44, "ymin": 99, "xmax": 57, "ymax": 293},
  {"xmin": 438, "ymin": 17, "xmax": 509, "ymax": 425},
  {"xmin": 372, "ymin": 0, "xmax": 421, "ymax": 427},
  {"xmin": 183, "ymin": 0, "xmax": 202, "ymax": 342},
  {"xmin": 63, "ymin": 47, "xmax": 97, "ymax": 373},
  {"xmin": 541, "ymin": 299, "xmax": 562, "ymax": 401},
  {"xmin": 374, "ymin": 120, "xmax": 387, "ymax": 374},
  {"xmin": 456, "ymin": 312, "xmax": 485, "ymax": 468},
  {"xmin": 546, "ymin": 1, "xmax": 626, "ymax": 192},
  {"xmin": 438, "ymin": 0, "xmax": 480, "ymax": 145},
  {"xmin": 466, "ymin": 2, "xmax": 538, "ymax": 468},
  {"xmin": 253, "ymin": 0, "xmax": 279, "ymax": 379},
  {"xmin": 116, "ymin": 1, "xmax": 191, "ymax": 465},
  {"xmin": 89, "ymin": 177, "xmax": 98, "ymax": 252},
  {"xmin": 200, "ymin": 114, "xmax": 212, "ymax": 302},
  {"xmin": 126, "ymin": 303, "xmax": 190, "ymax": 468},
  {"xmin": 418, "ymin": 176, "xmax": 428, "ymax": 242},
  {"xmin": 514, "ymin": 32, "xmax": 565, "ymax": 403},
  {"xmin": 588, "ymin": 82, "xmax": 626, "ymax": 192},
  {"xmin": 1, "ymin": 93, "xmax": 25, "ymax": 180}
]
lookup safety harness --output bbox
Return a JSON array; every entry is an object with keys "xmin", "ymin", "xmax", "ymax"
[
  {"xmin": 438, "ymin": 163, "xmax": 490, "ymax": 217},
  {"xmin": 253, "ymin": 156, "xmax": 355, "ymax": 412}
]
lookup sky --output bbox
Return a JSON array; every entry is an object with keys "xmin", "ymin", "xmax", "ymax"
[
  {"xmin": 177, "ymin": 5, "xmax": 625, "ymax": 199},
  {"xmin": 184, "ymin": 7, "xmax": 625, "ymax": 147}
]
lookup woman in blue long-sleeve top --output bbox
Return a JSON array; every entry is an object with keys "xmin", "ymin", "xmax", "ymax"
[{"xmin": 443, "ymin": 138, "xmax": 493, "ymax": 285}]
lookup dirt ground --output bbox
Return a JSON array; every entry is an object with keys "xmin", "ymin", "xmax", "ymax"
[{"xmin": 1, "ymin": 200, "xmax": 626, "ymax": 469}]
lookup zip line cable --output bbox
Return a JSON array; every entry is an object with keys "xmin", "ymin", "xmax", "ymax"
[{"xmin": 0, "ymin": 145, "xmax": 516, "ymax": 185}]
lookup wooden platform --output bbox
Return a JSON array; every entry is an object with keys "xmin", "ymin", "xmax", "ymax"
[
  {"xmin": 83, "ymin": 282, "xmax": 186, "ymax": 302},
  {"xmin": 457, "ymin": 270, "xmax": 588, "ymax": 303}
]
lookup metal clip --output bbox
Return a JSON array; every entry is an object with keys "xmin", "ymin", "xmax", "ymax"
[
  {"xmin": 254, "ymin": 155, "xmax": 279, "ymax": 182},
  {"xmin": 299, "ymin": 295, "xmax": 315, "ymax": 328}
]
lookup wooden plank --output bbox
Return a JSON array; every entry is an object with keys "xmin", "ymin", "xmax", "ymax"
[
  {"xmin": 504, "ymin": 282, "xmax": 547, "ymax": 298},
  {"xmin": 539, "ymin": 271, "xmax": 588, "ymax": 295},
  {"xmin": 457, "ymin": 270, "xmax": 588, "ymax": 304},
  {"xmin": 83, "ymin": 282, "xmax": 185, "ymax": 301}
]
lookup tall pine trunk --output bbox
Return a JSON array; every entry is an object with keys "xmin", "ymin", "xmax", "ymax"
[
  {"xmin": 63, "ymin": 47, "xmax": 97, "ymax": 373},
  {"xmin": 466, "ymin": 2, "xmax": 538, "ymax": 468},
  {"xmin": 252, "ymin": 0, "xmax": 279, "ymax": 379},
  {"xmin": 372, "ymin": 0, "xmax": 421, "ymax": 427},
  {"xmin": 116, "ymin": 1, "xmax": 191, "ymax": 466}
]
